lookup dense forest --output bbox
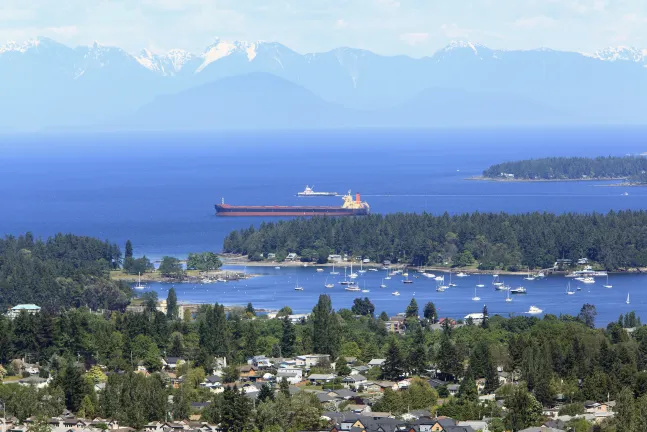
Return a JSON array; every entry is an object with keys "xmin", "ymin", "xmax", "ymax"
[
  {"xmin": 223, "ymin": 211, "xmax": 647, "ymax": 270},
  {"xmin": 482, "ymin": 155, "xmax": 647, "ymax": 181},
  {"xmin": 0, "ymin": 233, "xmax": 130, "ymax": 312},
  {"xmin": 1, "ymin": 294, "xmax": 647, "ymax": 431}
]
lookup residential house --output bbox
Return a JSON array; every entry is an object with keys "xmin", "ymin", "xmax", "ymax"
[
  {"xmin": 463, "ymin": 313, "xmax": 485, "ymax": 325},
  {"xmin": 163, "ymin": 357, "xmax": 185, "ymax": 370},
  {"xmin": 363, "ymin": 382, "xmax": 382, "ymax": 393},
  {"xmin": 200, "ymin": 375, "xmax": 222, "ymax": 392},
  {"xmin": 18, "ymin": 376, "xmax": 50, "ymax": 389},
  {"xmin": 7, "ymin": 304, "xmax": 41, "ymax": 319},
  {"xmin": 327, "ymin": 389, "xmax": 356, "ymax": 400},
  {"xmin": 367, "ymin": 359, "xmax": 386, "ymax": 368},
  {"xmin": 343, "ymin": 375, "xmax": 367, "ymax": 388},
  {"xmin": 296, "ymin": 354, "xmax": 330, "ymax": 368},
  {"xmin": 308, "ymin": 373, "xmax": 336, "ymax": 384},
  {"xmin": 457, "ymin": 420, "xmax": 489, "ymax": 432},
  {"xmin": 374, "ymin": 381, "xmax": 398, "ymax": 392},
  {"xmin": 447, "ymin": 384, "xmax": 460, "ymax": 396},
  {"xmin": 276, "ymin": 368, "xmax": 303, "ymax": 385},
  {"xmin": 286, "ymin": 253, "xmax": 298, "ymax": 261},
  {"xmin": 238, "ymin": 365, "xmax": 258, "ymax": 381},
  {"xmin": 351, "ymin": 365, "xmax": 370, "ymax": 376},
  {"xmin": 397, "ymin": 379, "xmax": 410, "ymax": 389},
  {"xmin": 248, "ymin": 356, "xmax": 272, "ymax": 368},
  {"xmin": 385, "ymin": 320, "xmax": 405, "ymax": 334}
]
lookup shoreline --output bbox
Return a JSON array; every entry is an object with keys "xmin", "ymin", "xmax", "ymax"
[
  {"xmin": 110, "ymin": 268, "xmax": 256, "ymax": 284},
  {"xmin": 221, "ymin": 255, "xmax": 645, "ymax": 276},
  {"xmin": 466, "ymin": 176, "xmax": 626, "ymax": 183}
]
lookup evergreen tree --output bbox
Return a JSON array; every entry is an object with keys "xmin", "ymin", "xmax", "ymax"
[
  {"xmin": 381, "ymin": 338, "xmax": 405, "ymax": 380},
  {"xmin": 125, "ymin": 240, "xmax": 133, "ymax": 260},
  {"xmin": 166, "ymin": 287, "xmax": 178, "ymax": 319},
  {"xmin": 63, "ymin": 362, "xmax": 86, "ymax": 413},
  {"xmin": 172, "ymin": 385, "xmax": 191, "ymax": 420},
  {"xmin": 407, "ymin": 326, "xmax": 427, "ymax": 376},
  {"xmin": 577, "ymin": 304, "xmax": 597, "ymax": 328},
  {"xmin": 312, "ymin": 295, "xmax": 340, "ymax": 357},
  {"xmin": 481, "ymin": 305, "xmax": 489, "ymax": 329},
  {"xmin": 423, "ymin": 302, "xmax": 437, "ymax": 323},
  {"xmin": 280, "ymin": 316, "xmax": 296, "ymax": 357},
  {"xmin": 405, "ymin": 298, "xmax": 419, "ymax": 318},
  {"xmin": 616, "ymin": 386, "xmax": 636, "ymax": 432},
  {"xmin": 379, "ymin": 311, "xmax": 389, "ymax": 321},
  {"xmin": 258, "ymin": 383, "xmax": 274, "ymax": 403},
  {"xmin": 280, "ymin": 377, "xmax": 291, "ymax": 399},
  {"xmin": 245, "ymin": 302, "xmax": 256, "ymax": 316},
  {"xmin": 459, "ymin": 369, "xmax": 478, "ymax": 401},
  {"xmin": 504, "ymin": 386, "xmax": 543, "ymax": 431}
]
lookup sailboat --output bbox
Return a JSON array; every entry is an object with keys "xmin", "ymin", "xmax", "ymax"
[
  {"xmin": 330, "ymin": 263, "xmax": 339, "ymax": 275},
  {"xmin": 294, "ymin": 278, "xmax": 304, "ymax": 291},
  {"xmin": 603, "ymin": 274, "xmax": 612, "ymax": 289},
  {"xmin": 448, "ymin": 270, "xmax": 457, "ymax": 287},
  {"xmin": 380, "ymin": 278, "xmax": 387, "ymax": 288},
  {"xmin": 505, "ymin": 289, "xmax": 512, "ymax": 302},
  {"xmin": 566, "ymin": 282, "xmax": 575, "ymax": 295},
  {"xmin": 626, "ymin": 293, "xmax": 630, "ymax": 304},
  {"xmin": 134, "ymin": 272, "xmax": 146, "ymax": 290},
  {"xmin": 349, "ymin": 263, "xmax": 358, "ymax": 279},
  {"xmin": 324, "ymin": 277, "xmax": 334, "ymax": 289},
  {"xmin": 403, "ymin": 273, "xmax": 413, "ymax": 284},
  {"xmin": 385, "ymin": 268, "xmax": 392, "ymax": 281},
  {"xmin": 476, "ymin": 274, "xmax": 485, "ymax": 288},
  {"xmin": 472, "ymin": 286, "xmax": 481, "ymax": 301},
  {"xmin": 339, "ymin": 267, "xmax": 350, "ymax": 285},
  {"xmin": 358, "ymin": 261, "xmax": 366, "ymax": 274},
  {"xmin": 362, "ymin": 282, "xmax": 370, "ymax": 293},
  {"xmin": 524, "ymin": 268, "xmax": 536, "ymax": 281},
  {"xmin": 492, "ymin": 275, "xmax": 503, "ymax": 287}
]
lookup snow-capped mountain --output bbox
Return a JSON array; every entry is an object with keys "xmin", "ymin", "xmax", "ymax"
[
  {"xmin": 590, "ymin": 46, "xmax": 647, "ymax": 65},
  {"xmin": 0, "ymin": 37, "xmax": 646, "ymax": 130}
]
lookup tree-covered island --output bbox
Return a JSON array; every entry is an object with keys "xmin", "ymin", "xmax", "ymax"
[
  {"xmin": 481, "ymin": 155, "xmax": 647, "ymax": 182},
  {"xmin": 223, "ymin": 211, "xmax": 647, "ymax": 271}
]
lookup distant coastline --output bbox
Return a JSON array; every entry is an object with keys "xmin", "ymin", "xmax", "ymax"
[{"xmin": 466, "ymin": 175, "xmax": 625, "ymax": 183}]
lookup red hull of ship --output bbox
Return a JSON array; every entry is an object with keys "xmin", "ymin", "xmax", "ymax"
[{"xmin": 216, "ymin": 211, "xmax": 358, "ymax": 217}]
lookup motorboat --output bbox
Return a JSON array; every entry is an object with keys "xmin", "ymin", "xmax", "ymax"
[
  {"xmin": 345, "ymin": 285, "xmax": 361, "ymax": 292},
  {"xmin": 527, "ymin": 306, "xmax": 543, "ymax": 314},
  {"xmin": 275, "ymin": 266, "xmax": 281, "ymax": 270},
  {"xmin": 582, "ymin": 277, "xmax": 595, "ymax": 284},
  {"xmin": 456, "ymin": 272, "xmax": 468, "ymax": 278},
  {"xmin": 316, "ymin": 268, "xmax": 324, "ymax": 272},
  {"xmin": 392, "ymin": 291, "xmax": 400, "ymax": 296},
  {"xmin": 510, "ymin": 287, "xmax": 527, "ymax": 294}
]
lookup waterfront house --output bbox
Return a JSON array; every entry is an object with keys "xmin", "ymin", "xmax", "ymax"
[{"xmin": 286, "ymin": 253, "xmax": 298, "ymax": 261}]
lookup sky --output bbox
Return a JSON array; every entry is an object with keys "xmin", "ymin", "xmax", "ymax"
[{"xmin": 1, "ymin": 0, "xmax": 646, "ymax": 56}]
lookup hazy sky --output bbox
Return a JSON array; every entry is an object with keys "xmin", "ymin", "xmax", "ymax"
[{"xmin": 1, "ymin": 0, "xmax": 646, "ymax": 56}]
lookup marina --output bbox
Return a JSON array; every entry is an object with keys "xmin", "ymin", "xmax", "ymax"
[{"xmin": 136, "ymin": 265, "xmax": 647, "ymax": 326}]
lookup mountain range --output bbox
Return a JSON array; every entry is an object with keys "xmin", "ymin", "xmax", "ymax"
[{"xmin": 2, "ymin": 37, "xmax": 647, "ymax": 131}]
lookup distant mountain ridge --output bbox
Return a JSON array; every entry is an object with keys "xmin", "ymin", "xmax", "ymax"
[{"xmin": 1, "ymin": 37, "xmax": 647, "ymax": 131}]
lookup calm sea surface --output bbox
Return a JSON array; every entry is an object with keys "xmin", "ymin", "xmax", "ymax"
[{"xmin": 1, "ymin": 127, "xmax": 647, "ymax": 325}]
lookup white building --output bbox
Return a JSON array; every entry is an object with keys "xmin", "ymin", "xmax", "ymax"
[
  {"xmin": 277, "ymin": 368, "xmax": 303, "ymax": 385},
  {"xmin": 7, "ymin": 304, "xmax": 41, "ymax": 319}
]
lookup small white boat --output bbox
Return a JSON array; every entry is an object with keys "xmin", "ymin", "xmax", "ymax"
[
  {"xmin": 330, "ymin": 264, "xmax": 339, "ymax": 275},
  {"xmin": 294, "ymin": 278, "xmax": 303, "ymax": 291},
  {"xmin": 403, "ymin": 273, "xmax": 413, "ymax": 284},
  {"xmin": 472, "ymin": 287, "xmax": 481, "ymax": 301},
  {"xmin": 368, "ymin": 268, "xmax": 378, "ymax": 272},
  {"xmin": 345, "ymin": 285, "xmax": 361, "ymax": 292},
  {"xmin": 325, "ymin": 283, "xmax": 334, "ymax": 289},
  {"xmin": 434, "ymin": 276, "xmax": 444, "ymax": 281},
  {"xmin": 362, "ymin": 289, "xmax": 370, "ymax": 293},
  {"xmin": 380, "ymin": 279, "xmax": 387, "ymax": 288},
  {"xmin": 505, "ymin": 290, "xmax": 512, "ymax": 302},
  {"xmin": 217, "ymin": 278, "xmax": 227, "ymax": 283},
  {"xmin": 492, "ymin": 275, "xmax": 503, "ymax": 287},
  {"xmin": 627, "ymin": 293, "xmax": 630, "ymax": 304},
  {"xmin": 274, "ymin": 266, "xmax": 281, "ymax": 270},
  {"xmin": 358, "ymin": 262, "xmax": 366, "ymax": 274},
  {"xmin": 623, "ymin": 192, "xmax": 629, "ymax": 196},
  {"xmin": 582, "ymin": 277, "xmax": 595, "ymax": 284},
  {"xmin": 510, "ymin": 287, "xmax": 527, "ymax": 294},
  {"xmin": 316, "ymin": 268, "xmax": 324, "ymax": 272},
  {"xmin": 603, "ymin": 274, "xmax": 612, "ymax": 289},
  {"xmin": 527, "ymin": 306, "xmax": 543, "ymax": 314},
  {"xmin": 392, "ymin": 291, "xmax": 400, "ymax": 296},
  {"xmin": 524, "ymin": 268, "xmax": 536, "ymax": 281},
  {"xmin": 134, "ymin": 272, "xmax": 146, "ymax": 290},
  {"xmin": 448, "ymin": 271, "xmax": 457, "ymax": 287},
  {"xmin": 456, "ymin": 272, "xmax": 468, "ymax": 278},
  {"xmin": 566, "ymin": 282, "xmax": 575, "ymax": 295}
]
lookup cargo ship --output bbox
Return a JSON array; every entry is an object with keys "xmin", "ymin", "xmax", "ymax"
[
  {"xmin": 297, "ymin": 185, "xmax": 337, "ymax": 197},
  {"xmin": 215, "ymin": 191, "xmax": 369, "ymax": 217}
]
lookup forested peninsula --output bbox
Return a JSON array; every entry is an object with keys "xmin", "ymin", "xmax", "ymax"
[
  {"xmin": 481, "ymin": 155, "xmax": 647, "ymax": 182},
  {"xmin": 223, "ymin": 211, "xmax": 647, "ymax": 271}
]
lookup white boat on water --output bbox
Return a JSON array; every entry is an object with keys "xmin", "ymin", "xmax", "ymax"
[
  {"xmin": 527, "ymin": 306, "xmax": 543, "ymax": 314},
  {"xmin": 472, "ymin": 287, "xmax": 481, "ymax": 301},
  {"xmin": 297, "ymin": 185, "xmax": 337, "ymax": 197},
  {"xmin": 134, "ymin": 272, "xmax": 146, "ymax": 290},
  {"xmin": 358, "ymin": 262, "xmax": 367, "ymax": 274},
  {"xmin": 324, "ymin": 277, "xmax": 334, "ymax": 289},
  {"xmin": 492, "ymin": 275, "xmax": 503, "ymax": 287},
  {"xmin": 627, "ymin": 293, "xmax": 630, "ymax": 304},
  {"xmin": 345, "ymin": 285, "xmax": 361, "ymax": 292},
  {"xmin": 505, "ymin": 290, "xmax": 512, "ymax": 302},
  {"xmin": 380, "ymin": 279, "xmax": 387, "ymax": 288},
  {"xmin": 524, "ymin": 268, "xmax": 536, "ymax": 281},
  {"xmin": 392, "ymin": 291, "xmax": 400, "ymax": 296},
  {"xmin": 330, "ymin": 264, "xmax": 339, "ymax": 275},
  {"xmin": 582, "ymin": 277, "xmax": 595, "ymax": 284},
  {"xmin": 456, "ymin": 272, "xmax": 468, "ymax": 278},
  {"xmin": 566, "ymin": 282, "xmax": 575, "ymax": 295},
  {"xmin": 316, "ymin": 268, "xmax": 324, "ymax": 272},
  {"xmin": 275, "ymin": 266, "xmax": 281, "ymax": 270},
  {"xmin": 476, "ymin": 274, "xmax": 485, "ymax": 288},
  {"xmin": 362, "ymin": 289, "xmax": 370, "ymax": 293},
  {"xmin": 368, "ymin": 268, "xmax": 378, "ymax": 272},
  {"xmin": 510, "ymin": 287, "xmax": 527, "ymax": 294},
  {"xmin": 448, "ymin": 271, "xmax": 457, "ymax": 287},
  {"xmin": 294, "ymin": 278, "xmax": 304, "ymax": 291},
  {"xmin": 603, "ymin": 274, "xmax": 612, "ymax": 289},
  {"xmin": 434, "ymin": 275, "xmax": 444, "ymax": 281}
]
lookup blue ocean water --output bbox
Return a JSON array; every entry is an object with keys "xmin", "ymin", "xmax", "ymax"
[{"xmin": 1, "ymin": 127, "xmax": 646, "ymax": 325}]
